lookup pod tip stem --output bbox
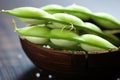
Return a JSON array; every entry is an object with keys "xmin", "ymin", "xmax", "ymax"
[
  {"xmin": 0, "ymin": 9, "xmax": 7, "ymax": 13},
  {"xmin": 12, "ymin": 19, "xmax": 17, "ymax": 32}
]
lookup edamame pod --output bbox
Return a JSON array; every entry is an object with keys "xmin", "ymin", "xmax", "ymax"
[
  {"xmin": 48, "ymin": 13, "xmax": 84, "ymax": 29},
  {"xmin": 1, "ymin": 7, "xmax": 54, "ymax": 25},
  {"xmin": 1, "ymin": 7, "xmax": 51, "ymax": 18},
  {"xmin": 41, "ymin": 4, "xmax": 64, "ymax": 14},
  {"xmin": 15, "ymin": 25, "xmax": 117, "ymax": 51},
  {"xmin": 52, "ymin": 13, "xmax": 120, "ymax": 45},
  {"xmin": 22, "ymin": 36, "xmax": 49, "ymax": 44},
  {"xmin": 50, "ymin": 39, "xmax": 77, "ymax": 47},
  {"xmin": 1, "ymin": 7, "xmax": 120, "ymax": 46},
  {"xmin": 14, "ymin": 25, "xmax": 50, "ymax": 44},
  {"xmin": 14, "ymin": 25, "xmax": 50, "ymax": 38},
  {"xmin": 83, "ymin": 22, "xmax": 102, "ymax": 33},
  {"xmin": 41, "ymin": 4, "xmax": 93, "ymax": 21},
  {"xmin": 47, "ymin": 41, "xmax": 81, "ymax": 50},
  {"xmin": 83, "ymin": 22, "xmax": 119, "ymax": 45},
  {"xmin": 66, "ymin": 4, "xmax": 92, "ymax": 20},
  {"xmin": 50, "ymin": 29, "xmax": 117, "ymax": 51},
  {"xmin": 53, "ymin": 13, "xmax": 84, "ymax": 26},
  {"xmin": 79, "ymin": 34, "xmax": 117, "ymax": 51},
  {"xmin": 92, "ymin": 13, "xmax": 120, "ymax": 29}
]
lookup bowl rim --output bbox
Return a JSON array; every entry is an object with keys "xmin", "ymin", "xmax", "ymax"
[{"xmin": 20, "ymin": 37, "xmax": 120, "ymax": 55}]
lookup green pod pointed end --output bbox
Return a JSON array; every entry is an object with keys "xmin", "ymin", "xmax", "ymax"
[
  {"xmin": 1, "ymin": 7, "xmax": 52, "ymax": 19},
  {"xmin": 0, "ymin": 9, "xmax": 6, "ymax": 12}
]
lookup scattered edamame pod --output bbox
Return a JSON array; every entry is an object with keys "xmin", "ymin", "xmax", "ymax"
[{"xmin": 92, "ymin": 13, "xmax": 120, "ymax": 29}]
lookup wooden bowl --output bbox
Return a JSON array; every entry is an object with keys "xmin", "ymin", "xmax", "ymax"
[{"xmin": 20, "ymin": 38, "xmax": 120, "ymax": 78}]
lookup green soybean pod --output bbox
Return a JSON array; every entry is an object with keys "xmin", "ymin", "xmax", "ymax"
[
  {"xmin": 41, "ymin": 4, "xmax": 64, "ymax": 14},
  {"xmin": 52, "ymin": 13, "xmax": 102, "ymax": 33},
  {"xmin": 15, "ymin": 24, "xmax": 80, "ymax": 50},
  {"xmin": 15, "ymin": 25, "xmax": 117, "ymax": 51},
  {"xmin": 83, "ymin": 22, "xmax": 102, "ymax": 33},
  {"xmin": 1, "ymin": 7, "xmax": 120, "ymax": 46},
  {"xmin": 1, "ymin": 7, "xmax": 55, "ymax": 24},
  {"xmin": 83, "ymin": 22, "xmax": 120, "ymax": 46},
  {"xmin": 52, "ymin": 13, "xmax": 120, "ymax": 46},
  {"xmin": 46, "ymin": 13, "xmax": 84, "ymax": 29},
  {"xmin": 66, "ymin": 4, "xmax": 92, "ymax": 21},
  {"xmin": 47, "ymin": 41, "xmax": 82, "ymax": 51},
  {"xmin": 14, "ymin": 24, "xmax": 50, "ymax": 44},
  {"xmin": 53, "ymin": 13, "xmax": 102, "ymax": 32},
  {"xmin": 92, "ymin": 12, "xmax": 120, "ymax": 29},
  {"xmin": 50, "ymin": 29, "xmax": 117, "ymax": 50},
  {"xmin": 50, "ymin": 39, "xmax": 78, "ymax": 47},
  {"xmin": 14, "ymin": 25, "xmax": 50, "ymax": 38},
  {"xmin": 83, "ymin": 22, "xmax": 119, "ymax": 44},
  {"xmin": 79, "ymin": 34, "xmax": 117, "ymax": 51},
  {"xmin": 53, "ymin": 13, "xmax": 84, "ymax": 26},
  {"xmin": 22, "ymin": 36, "xmax": 49, "ymax": 44},
  {"xmin": 41, "ymin": 4, "xmax": 93, "ymax": 21},
  {"xmin": 1, "ymin": 7, "xmax": 51, "ymax": 18}
]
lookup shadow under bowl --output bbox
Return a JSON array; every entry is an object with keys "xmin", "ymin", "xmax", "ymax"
[{"xmin": 20, "ymin": 38, "xmax": 120, "ymax": 78}]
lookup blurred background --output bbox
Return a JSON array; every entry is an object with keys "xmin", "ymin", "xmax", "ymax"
[{"xmin": 0, "ymin": 0, "xmax": 120, "ymax": 80}]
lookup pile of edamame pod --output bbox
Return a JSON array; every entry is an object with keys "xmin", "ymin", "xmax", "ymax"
[{"xmin": 1, "ymin": 4, "xmax": 120, "ymax": 51}]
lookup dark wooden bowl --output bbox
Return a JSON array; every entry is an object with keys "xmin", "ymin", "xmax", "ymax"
[{"xmin": 20, "ymin": 38, "xmax": 120, "ymax": 79}]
